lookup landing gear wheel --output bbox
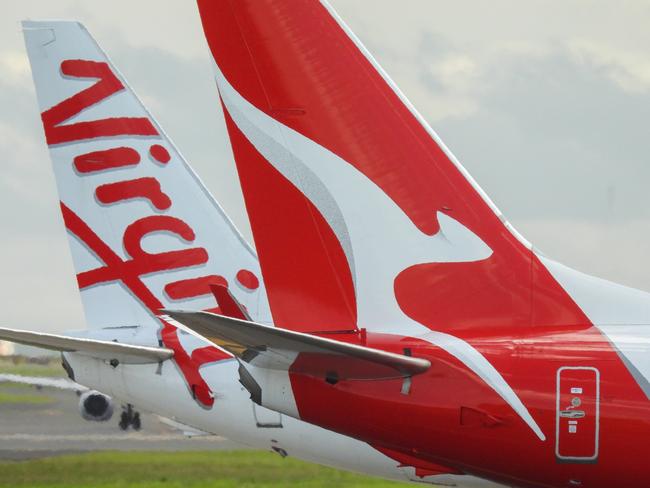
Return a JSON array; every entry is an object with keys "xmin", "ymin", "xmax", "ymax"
[
  {"xmin": 119, "ymin": 411, "xmax": 129, "ymax": 431},
  {"xmin": 132, "ymin": 412, "xmax": 141, "ymax": 431},
  {"xmin": 118, "ymin": 404, "xmax": 142, "ymax": 431}
]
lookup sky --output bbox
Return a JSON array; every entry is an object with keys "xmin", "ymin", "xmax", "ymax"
[{"xmin": 1, "ymin": 1, "xmax": 650, "ymax": 333}]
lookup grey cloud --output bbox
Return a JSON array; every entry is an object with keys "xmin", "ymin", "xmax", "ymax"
[
  {"xmin": 0, "ymin": 75, "xmax": 86, "ymax": 332},
  {"xmin": 0, "ymin": 74, "xmax": 60, "ymax": 236},
  {"xmin": 359, "ymin": 25, "xmax": 650, "ymax": 227},
  {"xmin": 436, "ymin": 45, "xmax": 650, "ymax": 223},
  {"xmin": 519, "ymin": 218, "xmax": 650, "ymax": 292}
]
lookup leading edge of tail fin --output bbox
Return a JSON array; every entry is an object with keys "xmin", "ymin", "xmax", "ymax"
[{"xmin": 22, "ymin": 20, "xmax": 271, "ymax": 331}]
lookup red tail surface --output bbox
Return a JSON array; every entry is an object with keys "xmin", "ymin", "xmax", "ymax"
[
  {"xmin": 194, "ymin": 5, "xmax": 650, "ymax": 486},
  {"xmin": 197, "ymin": 0, "xmax": 587, "ymax": 339}
]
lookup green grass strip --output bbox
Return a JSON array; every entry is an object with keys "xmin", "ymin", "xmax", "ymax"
[
  {"xmin": 0, "ymin": 391, "xmax": 54, "ymax": 405},
  {"xmin": 0, "ymin": 450, "xmax": 408, "ymax": 487}
]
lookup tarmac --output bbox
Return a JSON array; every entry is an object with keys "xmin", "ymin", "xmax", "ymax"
[{"xmin": 0, "ymin": 383, "xmax": 247, "ymax": 460}]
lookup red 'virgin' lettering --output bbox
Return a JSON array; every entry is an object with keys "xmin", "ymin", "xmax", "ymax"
[
  {"xmin": 74, "ymin": 147, "xmax": 140, "ymax": 173},
  {"xmin": 52, "ymin": 58, "xmax": 232, "ymax": 408},
  {"xmin": 236, "ymin": 269, "xmax": 260, "ymax": 290},
  {"xmin": 122, "ymin": 215, "xmax": 207, "ymax": 268},
  {"xmin": 42, "ymin": 60, "xmax": 158, "ymax": 145},
  {"xmin": 149, "ymin": 144, "xmax": 171, "ymax": 164},
  {"xmin": 61, "ymin": 203, "xmax": 225, "ymax": 407},
  {"xmin": 76, "ymin": 215, "xmax": 207, "ymax": 290},
  {"xmin": 165, "ymin": 275, "xmax": 228, "ymax": 300},
  {"xmin": 95, "ymin": 177, "xmax": 172, "ymax": 210},
  {"xmin": 52, "ymin": 58, "xmax": 242, "ymax": 407}
]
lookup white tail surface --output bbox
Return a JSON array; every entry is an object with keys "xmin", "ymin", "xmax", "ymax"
[{"xmin": 22, "ymin": 20, "xmax": 270, "ymax": 330}]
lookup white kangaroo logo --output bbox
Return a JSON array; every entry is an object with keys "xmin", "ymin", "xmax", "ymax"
[{"xmin": 215, "ymin": 64, "xmax": 545, "ymax": 441}]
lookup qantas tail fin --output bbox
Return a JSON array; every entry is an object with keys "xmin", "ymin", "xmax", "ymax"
[
  {"xmin": 22, "ymin": 20, "xmax": 270, "ymax": 331},
  {"xmin": 196, "ymin": 0, "xmax": 598, "ymax": 440},
  {"xmin": 197, "ymin": 1, "xmax": 586, "ymax": 337}
]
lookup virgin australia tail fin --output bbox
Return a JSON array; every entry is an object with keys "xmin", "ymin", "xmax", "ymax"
[{"xmin": 22, "ymin": 20, "xmax": 270, "ymax": 331}]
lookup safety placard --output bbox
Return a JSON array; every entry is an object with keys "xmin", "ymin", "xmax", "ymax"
[{"xmin": 556, "ymin": 367, "xmax": 600, "ymax": 463}]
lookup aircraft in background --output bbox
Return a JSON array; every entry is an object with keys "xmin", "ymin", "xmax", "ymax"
[
  {"xmin": 0, "ymin": 19, "xmax": 497, "ymax": 487},
  {"xmin": 163, "ymin": 1, "xmax": 650, "ymax": 488}
]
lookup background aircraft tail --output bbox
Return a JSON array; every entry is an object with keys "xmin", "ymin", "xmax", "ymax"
[
  {"xmin": 23, "ymin": 20, "xmax": 270, "ymax": 330},
  {"xmin": 23, "ymin": 20, "xmax": 271, "ymax": 406}
]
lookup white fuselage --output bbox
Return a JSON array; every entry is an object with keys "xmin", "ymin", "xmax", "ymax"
[{"xmin": 63, "ymin": 328, "xmax": 500, "ymax": 488}]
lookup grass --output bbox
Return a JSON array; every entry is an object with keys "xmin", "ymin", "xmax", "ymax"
[
  {"xmin": 0, "ymin": 390, "xmax": 54, "ymax": 405},
  {"xmin": 0, "ymin": 451, "xmax": 407, "ymax": 487},
  {"xmin": 0, "ymin": 357, "xmax": 61, "ymax": 403},
  {"xmin": 0, "ymin": 356, "xmax": 65, "ymax": 378}
]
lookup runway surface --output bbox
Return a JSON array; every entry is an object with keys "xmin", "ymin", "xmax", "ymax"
[{"xmin": 0, "ymin": 383, "xmax": 247, "ymax": 460}]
